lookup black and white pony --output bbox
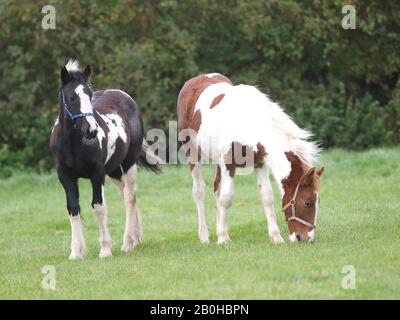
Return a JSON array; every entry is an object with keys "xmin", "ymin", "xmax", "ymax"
[{"xmin": 50, "ymin": 60, "xmax": 161, "ymax": 259}]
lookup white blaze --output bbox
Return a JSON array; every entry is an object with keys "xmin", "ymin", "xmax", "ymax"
[{"xmin": 74, "ymin": 84, "xmax": 97, "ymax": 132}]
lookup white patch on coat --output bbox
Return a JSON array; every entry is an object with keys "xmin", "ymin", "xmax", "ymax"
[
  {"xmin": 74, "ymin": 84, "xmax": 97, "ymax": 132},
  {"xmin": 99, "ymin": 113, "xmax": 127, "ymax": 164},
  {"xmin": 205, "ymin": 73, "xmax": 221, "ymax": 78},
  {"xmin": 66, "ymin": 59, "xmax": 80, "ymax": 72},
  {"xmin": 96, "ymin": 126, "xmax": 105, "ymax": 150}
]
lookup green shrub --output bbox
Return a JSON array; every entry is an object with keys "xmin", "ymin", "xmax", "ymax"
[{"xmin": 0, "ymin": 0, "xmax": 399, "ymax": 170}]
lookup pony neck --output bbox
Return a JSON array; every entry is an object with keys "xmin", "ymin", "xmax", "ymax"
[{"xmin": 265, "ymin": 147, "xmax": 308, "ymax": 197}]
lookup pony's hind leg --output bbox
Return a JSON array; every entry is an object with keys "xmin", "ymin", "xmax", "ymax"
[
  {"xmin": 111, "ymin": 165, "xmax": 142, "ymax": 252},
  {"xmin": 190, "ymin": 162, "xmax": 209, "ymax": 244},
  {"xmin": 215, "ymin": 160, "xmax": 234, "ymax": 244},
  {"xmin": 256, "ymin": 163, "xmax": 285, "ymax": 244},
  {"xmin": 91, "ymin": 175, "xmax": 113, "ymax": 258}
]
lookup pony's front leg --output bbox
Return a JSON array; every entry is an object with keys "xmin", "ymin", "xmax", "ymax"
[
  {"xmin": 91, "ymin": 175, "xmax": 112, "ymax": 258},
  {"xmin": 190, "ymin": 162, "xmax": 209, "ymax": 244},
  {"xmin": 256, "ymin": 164, "xmax": 285, "ymax": 244},
  {"xmin": 215, "ymin": 161, "xmax": 234, "ymax": 244},
  {"xmin": 57, "ymin": 170, "xmax": 86, "ymax": 259}
]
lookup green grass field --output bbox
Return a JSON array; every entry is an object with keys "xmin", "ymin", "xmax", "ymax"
[{"xmin": 0, "ymin": 148, "xmax": 399, "ymax": 299}]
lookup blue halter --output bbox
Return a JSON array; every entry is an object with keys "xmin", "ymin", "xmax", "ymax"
[{"xmin": 60, "ymin": 88, "xmax": 95, "ymax": 122}]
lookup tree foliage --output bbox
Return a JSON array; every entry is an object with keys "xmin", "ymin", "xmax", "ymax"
[{"xmin": 0, "ymin": 0, "xmax": 399, "ymax": 171}]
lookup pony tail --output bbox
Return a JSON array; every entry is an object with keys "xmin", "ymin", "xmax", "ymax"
[{"xmin": 138, "ymin": 139, "xmax": 162, "ymax": 174}]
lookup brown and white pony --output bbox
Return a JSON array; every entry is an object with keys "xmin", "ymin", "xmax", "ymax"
[{"xmin": 177, "ymin": 74, "xmax": 324, "ymax": 244}]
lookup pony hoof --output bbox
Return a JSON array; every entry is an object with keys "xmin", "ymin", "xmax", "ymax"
[
  {"xmin": 121, "ymin": 240, "xmax": 139, "ymax": 253},
  {"xmin": 121, "ymin": 243, "xmax": 133, "ymax": 253},
  {"xmin": 69, "ymin": 245, "xmax": 85, "ymax": 259},
  {"xmin": 199, "ymin": 232, "xmax": 210, "ymax": 244},
  {"xmin": 99, "ymin": 248, "xmax": 112, "ymax": 258},
  {"xmin": 200, "ymin": 238, "xmax": 210, "ymax": 244},
  {"xmin": 217, "ymin": 236, "xmax": 230, "ymax": 245},
  {"xmin": 69, "ymin": 253, "xmax": 84, "ymax": 260},
  {"xmin": 270, "ymin": 234, "xmax": 285, "ymax": 244}
]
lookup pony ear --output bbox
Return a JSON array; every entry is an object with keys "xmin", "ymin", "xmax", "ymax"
[
  {"xmin": 317, "ymin": 167, "xmax": 325, "ymax": 176},
  {"xmin": 83, "ymin": 65, "xmax": 91, "ymax": 82},
  {"xmin": 61, "ymin": 66, "xmax": 70, "ymax": 84},
  {"xmin": 301, "ymin": 167, "xmax": 316, "ymax": 186}
]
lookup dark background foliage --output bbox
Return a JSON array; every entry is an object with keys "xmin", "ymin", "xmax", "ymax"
[{"xmin": 0, "ymin": 0, "xmax": 399, "ymax": 172}]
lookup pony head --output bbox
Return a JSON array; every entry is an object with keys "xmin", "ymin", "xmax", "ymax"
[
  {"xmin": 60, "ymin": 59, "xmax": 98, "ymax": 140},
  {"xmin": 282, "ymin": 152, "xmax": 324, "ymax": 243}
]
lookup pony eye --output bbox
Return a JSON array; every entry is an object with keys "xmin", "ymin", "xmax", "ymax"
[
  {"xmin": 70, "ymin": 96, "xmax": 75, "ymax": 101},
  {"xmin": 304, "ymin": 201, "xmax": 313, "ymax": 208}
]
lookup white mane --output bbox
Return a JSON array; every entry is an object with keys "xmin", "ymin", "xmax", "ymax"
[{"xmin": 65, "ymin": 59, "xmax": 80, "ymax": 72}]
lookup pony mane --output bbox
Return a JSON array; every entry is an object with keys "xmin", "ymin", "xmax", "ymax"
[
  {"xmin": 64, "ymin": 59, "xmax": 89, "ymax": 84},
  {"xmin": 262, "ymin": 94, "xmax": 321, "ymax": 166},
  {"xmin": 66, "ymin": 59, "xmax": 80, "ymax": 72}
]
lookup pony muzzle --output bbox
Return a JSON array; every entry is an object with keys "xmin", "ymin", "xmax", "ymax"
[{"xmin": 289, "ymin": 231, "xmax": 315, "ymax": 243}]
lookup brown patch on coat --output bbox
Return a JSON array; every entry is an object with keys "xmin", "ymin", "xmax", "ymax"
[
  {"xmin": 188, "ymin": 146, "xmax": 202, "ymax": 171},
  {"xmin": 254, "ymin": 143, "xmax": 267, "ymax": 167},
  {"xmin": 225, "ymin": 163, "xmax": 236, "ymax": 178},
  {"xmin": 210, "ymin": 94, "xmax": 225, "ymax": 109},
  {"xmin": 214, "ymin": 165, "xmax": 221, "ymax": 193},
  {"xmin": 223, "ymin": 142, "xmax": 267, "ymax": 177},
  {"xmin": 177, "ymin": 74, "xmax": 233, "ymax": 133}
]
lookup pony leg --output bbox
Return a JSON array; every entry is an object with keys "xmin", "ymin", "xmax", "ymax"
[
  {"xmin": 256, "ymin": 164, "xmax": 285, "ymax": 244},
  {"xmin": 91, "ymin": 176, "xmax": 112, "ymax": 258},
  {"xmin": 57, "ymin": 170, "xmax": 85, "ymax": 259},
  {"xmin": 216, "ymin": 161, "xmax": 234, "ymax": 244},
  {"xmin": 213, "ymin": 165, "xmax": 221, "ymax": 233},
  {"xmin": 191, "ymin": 163, "xmax": 209, "ymax": 244},
  {"xmin": 119, "ymin": 165, "xmax": 142, "ymax": 252}
]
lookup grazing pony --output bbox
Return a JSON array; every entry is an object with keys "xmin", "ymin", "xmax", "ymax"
[
  {"xmin": 177, "ymin": 74, "xmax": 324, "ymax": 244},
  {"xmin": 50, "ymin": 60, "xmax": 161, "ymax": 259}
]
